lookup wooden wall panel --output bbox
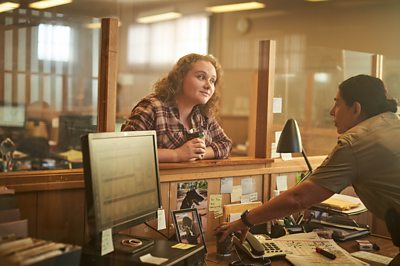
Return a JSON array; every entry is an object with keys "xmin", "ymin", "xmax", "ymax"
[
  {"xmin": 36, "ymin": 189, "xmax": 85, "ymax": 245},
  {"xmin": 15, "ymin": 192, "xmax": 37, "ymax": 237}
]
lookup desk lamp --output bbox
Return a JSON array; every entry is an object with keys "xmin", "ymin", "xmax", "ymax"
[{"xmin": 276, "ymin": 119, "xmax": 312, "ymax": 181}]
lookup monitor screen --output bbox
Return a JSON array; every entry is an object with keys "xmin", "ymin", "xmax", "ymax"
[
  {"xmin": 0, "ymin": 104, "xmax": 25, "ymax": 127},
  {"xmin": 81, "ymin": 131, "xmax": 162, "ymax": 241},
  {"xmin": 58, "ymin": 114, "xmax": 97, "ymax": 152}
]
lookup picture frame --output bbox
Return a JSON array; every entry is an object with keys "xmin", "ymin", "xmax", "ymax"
[{"xmin": 172, "ymin": 208, "xmax": 206, "ymax": 252}]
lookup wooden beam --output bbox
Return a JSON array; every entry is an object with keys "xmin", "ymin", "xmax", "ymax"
[
  {"xmin": 251, "ymin": 40, "xmax": 276, "ymax": 158},
  {"xmin": 97, "ymin": 18, "xmax": 119, "ymax": 132},
  {"xmin": 371, "ymin": 54, "xmax": 383, "ymax": 79}
]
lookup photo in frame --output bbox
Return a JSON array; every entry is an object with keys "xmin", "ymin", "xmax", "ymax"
[
  {"xmin": 176, "ymin": 180, "xmax": 208, "ymax": 233},
  {"xmin": 172, "ymin": 208, "xmax": 206, "ymax": 252}
]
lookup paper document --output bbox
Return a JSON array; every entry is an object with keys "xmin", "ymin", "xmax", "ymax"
[
  {"xmin": 274, "ymin": 234, "xmax": 368, "ymax": 266},
  {"xmin": 316, "ymin": 194, "xmax": 367, "ymax": 215},
  {"xmin": 140, "ymin": 253, "xmax": 168, "ymax": 265},
  {"xmin": 351, "ymin": 251, "xmax": 393, "ymax": 265}
]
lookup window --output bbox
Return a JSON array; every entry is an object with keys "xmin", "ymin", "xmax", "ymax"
[
  {"xmin": 38, "ymin": 24, "xmax": 71, "ymax": 62},
  {"xmin": 128, "ymin": 15, "xmax": 209, "ymax": 66}
]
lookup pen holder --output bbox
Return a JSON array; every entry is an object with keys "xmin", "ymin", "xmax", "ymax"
[{"xmin": 216, "ymin": 232, "xmax": 233, "ymax": 257}]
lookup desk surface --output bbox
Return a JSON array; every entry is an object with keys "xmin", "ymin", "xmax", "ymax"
[
  {"xmin": 81, "ymin": 239, "xmax": 205, "ymax": 266},
  {"xmin": 205, "ymin": 234, "xmax": 399, "ymax": 266}
]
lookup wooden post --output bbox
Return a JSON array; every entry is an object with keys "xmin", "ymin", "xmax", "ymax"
[
  {"xmin": 250, "ymin": 40, "xmax": 276, "ymax": 158},
  {"xmin": 371, "ymin": 54, "xmax": 383, "ymax": 79},
  {"xmin": 97, "ymin": 18, "xmax": 119, "ymax": 132}
]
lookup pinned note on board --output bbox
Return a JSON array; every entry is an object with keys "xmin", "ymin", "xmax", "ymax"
[
  {"xmin": 273, "ymin": 97, "xmax": 282, "ymax": 113},
  {"xmin": 231, "ymin": 185, "xmax": 242, "ymax": 203},
  {"xmin": 276, "ymin": 175, "xmax": 288, "ymax": 192},
  {"xmin": 221, "ymin": 177, "xmax": 233, "ymax": 193}
]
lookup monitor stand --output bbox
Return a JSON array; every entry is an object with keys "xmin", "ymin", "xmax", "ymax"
[{"xmin": 113, "ymin": 233, "xmax": 154, "ymax": 255}]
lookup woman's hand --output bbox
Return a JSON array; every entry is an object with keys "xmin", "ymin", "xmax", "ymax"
[
  {"xmin": 214, "ymin": 219, "xmax": 249, "ymax": 243},
  {"xmin": 175, "ymin": 138, "xmax": 206, "ymax": 161}
]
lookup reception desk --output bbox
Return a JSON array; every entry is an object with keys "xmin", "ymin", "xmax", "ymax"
[{"xmin": 0, "ymin": 156, "xmax": 388, "ymax": 246}]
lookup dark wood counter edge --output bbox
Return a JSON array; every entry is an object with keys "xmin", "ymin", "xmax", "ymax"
[
  {"xmin": 0, "ymin": 169, "xmax": 85, "ymax": 192},
  {"xmin": 0, "ymin": 157, "xmax": 273, "ymax": 192},
  {"xmin": 158, "ymin": 157, "xmax": 273, "ymax": 170}
]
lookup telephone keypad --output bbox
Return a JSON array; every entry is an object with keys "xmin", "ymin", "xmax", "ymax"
[
  {"xmin": 254, "ymin": 234, "xmax": 286, "ymax": 258},
  {"xmin": 262, "ymin": 242, "xmax": 283, "ymax": 253}
]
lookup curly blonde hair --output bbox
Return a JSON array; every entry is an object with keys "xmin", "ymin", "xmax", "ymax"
[{"xmin": 154, "ymin": 53, "xmax": 223, "ymax": 117}]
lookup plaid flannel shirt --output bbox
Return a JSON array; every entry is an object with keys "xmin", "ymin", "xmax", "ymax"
[{"xmin": 121, "ymin": 94, "xmax": 232, "ymax": 159}]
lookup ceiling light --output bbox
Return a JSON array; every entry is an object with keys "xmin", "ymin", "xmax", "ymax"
[
  {"xmin": 305, "ymin": 0, "xmax": 329, "ymax": 2},
  {"xmin": 85, "ymin": 21, "xmax": 122, "ymax": 29},
  {"xmin": 29, "ymin": 0, "xmax": 73, "ymax": 10},
  {"xmin": 206, "ymin": 1, "xmax": 265, "ymax": 13},
  {"xmin": 137, "ymin": 12, "xmax": 182, "ymax": 24},
  {"xmin": 0, "ymin": 2, "xmax": 20, "ymax": 13}
]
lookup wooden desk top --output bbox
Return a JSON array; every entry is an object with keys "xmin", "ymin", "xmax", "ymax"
[{"xmin": 204, "ymin": 234, "xmax": 399, "ymax": 266}]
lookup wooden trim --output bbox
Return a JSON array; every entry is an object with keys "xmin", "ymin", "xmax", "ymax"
[
  {"xmin": 0, "ymin": 15, "xmax": 4, "ymax": 101},
  {"xmin": 372, "ymin": 54, "xmax": 383, "ymax": 79},
  {"xmin": 25, "ymin": 25, "xmax": 31, "ymax": 105},
  {"xmin": 12, "ymin": 17, "xmax": 18, "ymax": 103},
  {"xmin": 97, "ymin": 18, "xmax": 119, "ymax": 132},
  {"xmin": 0, "ymin": 169, "xmax": 84, "ymax": 192},
  {"xmin": 252, "ymin": 40, "xmax": 276, "ymax": 158},
  {"xmin": 159, "ymin": 157, "xmax": 272, "ymax": 170}
]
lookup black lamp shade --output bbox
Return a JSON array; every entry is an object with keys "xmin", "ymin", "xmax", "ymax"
[{"xmin": 276, "ymin": 119, "xmax": 302, "ymax": 153}]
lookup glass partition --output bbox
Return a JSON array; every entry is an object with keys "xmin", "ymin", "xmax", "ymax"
[
  {"xmin": 383, "ymin": 57, "xmax": 400, "ymax": 114},
  {"xmin": 0, "ymin": 10, "xmax": 100, "ymax": 171},
  {"xmin": 273, "ymin": 47, "xmax": 375, "ymax": 157},
  {"xmin": 1, "ymin": 0, "xmax": 399, "ymax": 172}
]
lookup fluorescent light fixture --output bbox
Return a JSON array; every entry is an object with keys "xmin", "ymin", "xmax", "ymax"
[
  {"xmin": 137, "ymin": 12, "xmax": 182, "ymax": 24},
  {"xmin": 314, "ymin": 72, "xmax": 330, "ymax": 83},
  {"xmin": 29, "ymin": 0, "xmax": 73, "ymax": 10},
  {"xmin": 0, "ymin": 2, "xmax": 20, "ymax": 13},
  {"xmin": 85, "ymin": 23, "xmax": 101, "ymax": 29},
  {"xmin": 305, "ymin": 0, "xmax": 329, "ymax": 2},
  {"xmin": 85, "ymin": 21, "xmax": 122, "ymax": 29},
  {"xmin": 206, "ymin": 1, "xmax": 265, "ymax": 13}
]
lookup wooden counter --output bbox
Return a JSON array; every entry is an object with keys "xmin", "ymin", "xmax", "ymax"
[
  {"xmin": 0, "ymin": 157, "xmax": 275, "ymax": 246},
  {"xmin": 0, "ymin": 156, "xmax": 388, "ymax": 247}
]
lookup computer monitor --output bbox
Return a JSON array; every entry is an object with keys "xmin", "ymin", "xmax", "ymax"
[
  {"xmin": 58, "ymin": 114, "xmax": 97, "ymax": 152},
  {"xmin": 0, "ymin": 104, "xmax": 25, "ymax": 127},
  {"xmin": 81, "ymin": 131, "xmax": 162, "ymax": 254}
]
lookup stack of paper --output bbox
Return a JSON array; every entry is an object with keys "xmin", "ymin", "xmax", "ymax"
[
  {"xmin": 314, "ymin": 194, "xmax": 367, "ymax": 215},
  {"xmin": 320, "ymin": 198, "xmax": 360, "ymax": 211},
  {"xmin": 0, "ymin": 236, "xmax": 81, "ymax": 266}
]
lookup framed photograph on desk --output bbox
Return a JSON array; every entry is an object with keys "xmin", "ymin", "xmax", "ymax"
[{"xmin": 172, "ymin": 208, "xmax": 206, "ymax": 251}]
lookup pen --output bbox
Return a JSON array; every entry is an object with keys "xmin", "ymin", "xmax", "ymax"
[{"xmin": 315, "ymin": 247, "xmax": 336, "ymax": 260}]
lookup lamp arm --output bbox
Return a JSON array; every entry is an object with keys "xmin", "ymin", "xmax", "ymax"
[{"xmin": 301, "ymin": 149, "xmax": 313, "ymax": 173}]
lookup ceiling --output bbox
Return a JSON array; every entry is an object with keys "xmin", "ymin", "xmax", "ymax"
[{"xmin": 13, "ymin": 0, "xmax": 400, "ymax": 20}]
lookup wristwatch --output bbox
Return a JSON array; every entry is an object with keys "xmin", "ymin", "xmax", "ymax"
[{"xmin": 240, "ymin": 210, "xmax": 254, "ymax": 228}]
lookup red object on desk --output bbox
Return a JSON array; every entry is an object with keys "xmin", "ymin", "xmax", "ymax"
[{"xmin": 315, "ymin": 247, "xmax": 336, "ymax": 260}]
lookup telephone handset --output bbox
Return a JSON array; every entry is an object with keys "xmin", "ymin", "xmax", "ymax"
[{"xmin": 232, "ymin": 232, "xmax": 286, "ymax": 259}]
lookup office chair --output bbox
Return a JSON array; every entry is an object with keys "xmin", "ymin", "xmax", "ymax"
[{"xmin": 385, "ymin": 208, "xmax": 400, "ymax": 266}]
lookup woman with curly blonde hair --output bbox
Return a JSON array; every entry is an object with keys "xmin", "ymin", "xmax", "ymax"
[{"xmin": 122, "ymin": 53, "xmax": 232, "ymax": 162}]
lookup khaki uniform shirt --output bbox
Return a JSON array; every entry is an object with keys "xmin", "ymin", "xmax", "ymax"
[{"xmin": 309, "ymin": 112, "xmax": 400, "ymax": 219}]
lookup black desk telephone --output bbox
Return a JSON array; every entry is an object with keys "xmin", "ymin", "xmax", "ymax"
[{"xmin": 232, "ymin": 232, "xmax": 286, "ymax": 259}]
